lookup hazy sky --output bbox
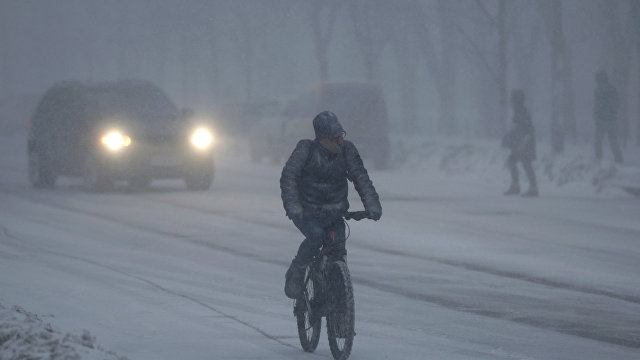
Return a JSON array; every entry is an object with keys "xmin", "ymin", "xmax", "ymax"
[{"xmin": 1, "ymin": 0, "xmax": 638, "ymax": 141}]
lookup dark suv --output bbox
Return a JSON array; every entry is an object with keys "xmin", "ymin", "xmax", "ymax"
[{"xmin": 28, "ymin": 79, "xmax": 215, "ymax": 191}]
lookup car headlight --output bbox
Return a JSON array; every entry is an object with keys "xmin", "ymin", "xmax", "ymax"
[
  {"xmin": 101, "ymin": 131, "xmax": 132, "ymax": 151},
  {"xmin": 190, "ymin": 128, "xmax": 214, "ymax": 149}
]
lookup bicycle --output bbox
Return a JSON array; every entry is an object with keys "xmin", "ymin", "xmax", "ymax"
[{"xmin": 294, "ymin": 210, "xmax": 371, "ymax": 360}]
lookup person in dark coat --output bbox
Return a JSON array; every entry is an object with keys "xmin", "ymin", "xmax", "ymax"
[
  {"xmin": 503, "ymin": 89, "xmax": 538, "ymax": 197},
  {"xmin": 280, "ymin": 111, "xmax": 381, "ymax": 299},
  {"xmin": 594, "ymin": 70, "xmax": 623, "ymax": 164}
]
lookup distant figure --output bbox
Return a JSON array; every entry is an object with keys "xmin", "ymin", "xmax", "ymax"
[
  {"xmin": 502, "ymin": 90, "xmax": 538, "ymax": 197},
  {"xmin": 593, "ymin": 70, "xmax": 623, "ymax": 164}
]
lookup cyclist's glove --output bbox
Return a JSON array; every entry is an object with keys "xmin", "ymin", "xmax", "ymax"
[{"xmin": 367, "ymin": 207, "xmax": 382, "ymax": 221}]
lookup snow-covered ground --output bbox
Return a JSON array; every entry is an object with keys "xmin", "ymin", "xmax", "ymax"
[
  {"xmin": 0, "ymin": 302, "xmax": 125, "ymax": 359},
  {"xmin": 1, "ymin": 130, "xmax": 640, "ymax": 359}
]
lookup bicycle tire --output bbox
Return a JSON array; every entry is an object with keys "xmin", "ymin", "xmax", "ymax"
[
  {"xmin": 296, "ymin": 266, "xmax": 321, "ymax": 352},
  {"xmin": 326, "ymin": 261, "xmax": 355, "ymax": 360}
]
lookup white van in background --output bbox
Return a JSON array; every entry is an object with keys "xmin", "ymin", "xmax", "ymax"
[{"xmin": 249, "ymin": 82, "xmax": 390, "ymax": 169}]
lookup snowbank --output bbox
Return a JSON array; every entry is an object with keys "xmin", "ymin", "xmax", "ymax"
[
  {"xmin": 390, "ymin": 135, "xmax": 640, "ymax": 198},
  {"xmin": 0, "ymin": 300, "xmax": 126, "ymax": 360}
]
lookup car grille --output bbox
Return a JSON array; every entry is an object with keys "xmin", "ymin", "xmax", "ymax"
[{"xmin": 143, "ymin": 133, "xmax": 182, "ymax": 145}]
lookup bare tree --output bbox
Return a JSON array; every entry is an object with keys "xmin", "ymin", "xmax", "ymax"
[
  {"xmin": 585, "ymin": 0, "xmax": 636, "ymax": 149},
  {"xmin": 511, "ymin": 1, "xmax": 542, "ymax": 117},
  {"xmin": 204, "ymin": 6, "xmax": 221, "ymax": 102},
  {"xmin": 409, "ymin": 0, "xmax": 460, "ymax": 136},
  {"xmin": 604, "ymin": 0, "xmax": 635, "ymax": 148},
  {"xmin": 227, "ymin": 2, "xmax": 270, "ymax": 100},
  {"xmin": 542, "ymin": 0, "xmax": 570, "ymax": 154},
  {"xmin": 146, "ymin": 4, "xmax": 172, "ymax": 90},
  {"xmin": 0, "ymin": 2, "xmax": 10, "ymax": 101},
  {"xmin": 347, "ymin": 0, "xmax": 391, "ymax": 81},
  {"xmin": 480, "ymin": 0, "xmax": 508, "ymax": 137},
  {"xmin": 180, "ymin": 23, "xmax": 196, "ymax": 105},
  {"xmin": 456, "ymin": 0, "xmax": 508, "ymax": 137},
  {"xmin": 116, "ymin": 0, "xmax": 134, "ymax": 79},
  {"xmin": 309, "ymin": 0, "xmax": 340, "ymax": 81},
  {"xmin": 389, "ymin": 2, "xmax": 420, "ymax": 134},
  {"xmin": 435, "ymin": 0, "xmax": 459, "ymax": 136},
  {"xmin": 632, "ymin": 0, "xmax": 640, "ymax": 146}
]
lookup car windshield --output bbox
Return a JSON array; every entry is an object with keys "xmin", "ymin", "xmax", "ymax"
[{"xmin": 93, "ymin": 82, "xmax": 180, "ymax": 132}]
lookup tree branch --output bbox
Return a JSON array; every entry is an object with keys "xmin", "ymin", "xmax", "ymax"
[
  {"xmin": 474, "ymin": 0, "xmax": 498, "ymax": 28},
  {"xmin": 455, "ymin": 22, "xmax": 500, "ymax": 86}
]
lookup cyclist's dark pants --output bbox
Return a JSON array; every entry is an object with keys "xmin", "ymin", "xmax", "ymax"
[{"xmin": 291, "ymin": 216, "xmax": 346, "ymax": 267}]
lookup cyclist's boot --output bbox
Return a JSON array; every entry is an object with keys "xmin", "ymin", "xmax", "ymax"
[{"xmin": 285, "ymin": 261, "xmax": 306, "ymax": 299}]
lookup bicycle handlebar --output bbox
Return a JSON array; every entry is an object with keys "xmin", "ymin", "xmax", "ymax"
[{"xmin": 344, "ymin": 211, "xmax": 371, "ymax": 221}]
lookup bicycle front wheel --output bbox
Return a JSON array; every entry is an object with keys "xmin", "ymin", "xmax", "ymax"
[
  {"xmin": 326, "ymin": 261, "xmax": 355, "ymax": 360},
  {"xmin": 296, "ymin": 266, "xmax": 321, "ymax": 352}
]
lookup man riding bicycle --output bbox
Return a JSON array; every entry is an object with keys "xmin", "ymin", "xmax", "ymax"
[{"xmin": 280, "ymin": 111, "xmax": 382, "ymax": 299}]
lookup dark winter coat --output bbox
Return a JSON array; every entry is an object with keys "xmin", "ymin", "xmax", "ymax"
[
  {"xmin": 505, "ymin": 105, "xmax": 536, "ymax": 162},
  {"xmin": 280, "ymin": 139, "xmax": 381, "ymax": 220}
]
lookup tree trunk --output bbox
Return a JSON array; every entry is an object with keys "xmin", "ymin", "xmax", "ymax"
[
  {"xmin": 207, "ymin": 35, "xmax": 219, "ymax": 102},
  {"xmin": 390, "ymin": 3, "xmax": 419, "ymax": 135},
  {"xmin": 563, "ymin": 44, "xmax": 576, "ymax": 141},
  {"xmin": 395, "ymin": 33, "xmax": 418, "ymax": 134},
  {"xmin": 348, "ymin": 0, "xmax": 385, "ymax": 82},
  {"xmin": 436, "ymin": 0, "xmax": 458, "ymax": 136},
  {"xmin": 180, "ymin": 30, "xmax": 192, "ymax": 106},
  {"xmin": 243, "ymin": 33, "xmax": 254, "ymax": 100},
  {"xmin": 0, "ymin": 4, "xmax": 10, "ymax": 101},
  {"xmin": 604, "ymin": 1, "xmax": 632, "ymax": 148},
  {"xmin": 311, "ymin": 1, "xmax": 338, "ymax": 81},
  {"xmin": 630, "ymin": 0, "xmax": 640, "ymax": 146},
  {"xmin": 512, "ymin": 14, "xmax": 546, "ymax": 142},
  {"xmin": 548, "ymin": 0, "xmax": 567, "ymax": 154},
  {"xmin": 497, "ymin": 0, "xmax": 508, "ymax": 137},
  {"xmin": 116, "ymin": 0, "xmax": 132, "ymax": 79}
]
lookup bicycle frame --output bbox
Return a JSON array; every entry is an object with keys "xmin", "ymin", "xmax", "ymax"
[
  {"xmin": 295, "ymin": 210, "xmax": 369, "ymax": 359},
  {"xmin": 301, "ymin": 211, "xmax": 368, "ymax": 316}
]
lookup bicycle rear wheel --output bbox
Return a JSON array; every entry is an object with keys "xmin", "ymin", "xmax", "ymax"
[
  {"xmin": 295, "ymin": 266, "xmax": 321, "ymax": 352},
  {"xmin": 326, "ymin": 261, "xmax": 355, "ymax": 360}
]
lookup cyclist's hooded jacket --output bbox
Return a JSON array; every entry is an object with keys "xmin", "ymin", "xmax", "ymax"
[{"xmin": 280, "ymin": 128, "xmax": 381, "ymax": 221}]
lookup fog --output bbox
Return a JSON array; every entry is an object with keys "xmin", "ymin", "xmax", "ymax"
[
  {"xmin": 1, "ymin": 0, "xmax": 639, "ymax": 145},
  {"xmin": 2, "ymin": 2, "xmax": 640, "ymax": 359}
]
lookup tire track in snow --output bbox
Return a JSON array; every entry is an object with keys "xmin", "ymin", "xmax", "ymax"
[
  {"xmin": 0, "ymin": 220, "xmax": 318, "ymax": 355},
  {"xmin": 136, "ymin": 194, "xmax": 640, "ymax": 306},
  {"xmin": 3, "ymin": 188, "xmax": 640, "ymax": 349},
  {"xmin": 5, "ymin": 185, "xmax": 640, "ymax": 305}
]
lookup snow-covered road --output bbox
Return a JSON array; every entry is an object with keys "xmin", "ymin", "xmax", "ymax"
[{"xmin": 1, "ymin": 133, "xmax": 639, "ymax": 359}]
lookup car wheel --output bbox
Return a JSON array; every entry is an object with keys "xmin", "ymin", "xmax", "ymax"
[
  {"xmin": 128, "ymin": 176, "xmax": 151, "ymax": 190},
  {"xmin": 184, "ymin": 172, "xmax": 213, "ymax": 191},
  {"xmin": 184, "ymin": 167, "xmax": 214, "ymax": 191},
  {"xmin": 28, "ymin": 150, "xmax": 57, "ymax": 188},
  {"xmin": 83, "ymin": 154, "xmax": 113, "ymax": 192}
]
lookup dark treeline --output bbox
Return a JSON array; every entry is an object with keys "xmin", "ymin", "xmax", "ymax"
[{"xmin": 1, "ymin": 0, "xmax": 639, "ymax": 151}]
